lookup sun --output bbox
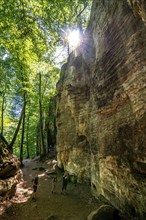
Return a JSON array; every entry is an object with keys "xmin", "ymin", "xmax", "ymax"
[{"xmin": 67, "ymin": 29, "xmax": 81, "ymax": 49}]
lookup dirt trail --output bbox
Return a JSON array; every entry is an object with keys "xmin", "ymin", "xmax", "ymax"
[{"xmin": 0, "ymin": 157, "xmax": 100, "ymax": 220}]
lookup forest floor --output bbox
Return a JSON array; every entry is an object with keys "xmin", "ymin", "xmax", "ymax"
[{"xmin": 0, "ymin": 155, "xmax": 102, "ymax": 220}]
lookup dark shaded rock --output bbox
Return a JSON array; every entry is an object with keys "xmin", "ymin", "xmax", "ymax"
[
  {"xmin": 0, "ymin": 134, "xmax": 22, "ymax": 201},
  {"xmin": 44, "ymin": 215, "xmax": 56, "ymax": 220},
  {"xmin": 56, "ymin": 0, "xmax": 146, "ymax": 219},
  {"xmin": 87, "ymin": 205, "xmax": 121, "ymax": 220}
]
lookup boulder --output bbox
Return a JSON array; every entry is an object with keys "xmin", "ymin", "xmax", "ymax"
[
  {"xmin": 0, "ymin": 134, "xmax": 22, "ymax": 200},
  {"xmin": 87, "ymin": 205, "xmax": 121, "ymax": 220}
]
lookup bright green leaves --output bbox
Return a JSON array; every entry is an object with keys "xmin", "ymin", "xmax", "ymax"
[
  {"xmin": 0, "ymin": 0, "xmax": 92, "ymax": 67},
  {"xmin": 0, "ymin": 0, "xmax": 92, "ymax": 158}
]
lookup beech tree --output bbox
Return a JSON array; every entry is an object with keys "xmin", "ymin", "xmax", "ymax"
[{"xmin": 0, "ymin": 0, "xmax": 92, "ymax": 159}]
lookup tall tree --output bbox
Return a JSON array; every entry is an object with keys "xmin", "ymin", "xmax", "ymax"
[
  {"xmin": 20, "ymin": 90, "xmax": 27, "ymax": 166},
  {"xmin": 0, "ymin": 0, "xmax": 92, "ymax": 158},
  {"xmin": 1, "ymin": 92, "xmax": 6, "ymax": 135},
  {"xmin": 38, "ymin": 72, "xmax": 45, "ymax": 157},
  {"xmin": 26, "ymin": 100, "xmax": 30, "ymax": 159},
  {"xmin": 8, "ymin": 101, "xmax": 26, "ymax": 152}
]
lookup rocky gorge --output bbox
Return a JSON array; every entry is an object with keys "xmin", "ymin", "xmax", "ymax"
[{"xmin": 56, "ymin": 0, "xmax": 146, "ymax": 219}]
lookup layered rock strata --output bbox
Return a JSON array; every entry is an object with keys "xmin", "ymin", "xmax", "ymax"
[
  {"xmin": 0, "ymin": 134, "xmax": 22, "ymax": 201},
  {"xmin": 56, "ymin": 0, "xmax": 146, "ymax": 219}
]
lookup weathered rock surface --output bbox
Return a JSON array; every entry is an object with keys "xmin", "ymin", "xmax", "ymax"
[
  {"xmin": 87, "ymin": 204, "xmax": 120, "ymax": 220},
  {"xmin": 0, "ymin": 134, "xmax": 22, "ymax": 200},
  {"xmin": 127, "ymin": 0, "xmax": 146, "ymax": 24},
  {"xmin": 56, "ymin": 0, "xmax": 146, "ymax": 219}
]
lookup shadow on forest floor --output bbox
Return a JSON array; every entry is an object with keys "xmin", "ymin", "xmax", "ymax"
[{"xmin": 0, "ymin": 156, "xmax": 101, "ymax": 220}]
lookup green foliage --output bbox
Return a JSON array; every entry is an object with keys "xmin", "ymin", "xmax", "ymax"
[{"xmin": 0, "ymin": 0, "xmax": 92, "ymax": 158}]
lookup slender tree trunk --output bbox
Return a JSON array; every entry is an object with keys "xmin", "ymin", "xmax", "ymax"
[
  {"xmin": 9, "ymin": 53, "xmax": 27, "ymax": 153},
  {"xmin": 20, "ymin": 111, "xmax": 25, "ymax": 166},
  {"xmin": 20, "ymin": 93, "xmax": 26, "ymax": 166},
  {"xmin": 26, "ymin": 105, "xmax": 30, "ymax": 159},
  {"xmin": 1, "ymin": 95, "xmax": 5, "ymax": 135},
  {"xmin": 8, "ymin": 101, "xmax": 26, "ymax": 152},
  {"xmin": 36, "ymin": 124, "xmax": 40, "ymax": 156},
  {"xmin": 39, "ymin": 98, "xmax": 45, "ymax": 156},
  {"xmin": 39, "ymin": 73, "xmax": 46, "ymax": 158}
]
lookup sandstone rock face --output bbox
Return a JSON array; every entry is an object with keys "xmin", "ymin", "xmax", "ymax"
[
  {"xmin": 127, "ymin": 0, "xmax": 146, "ymax": 24},
  {"xmin": 56, "ymin": 0, "xmax": 146, "ymax": 219},
  {"xmin": 0, "ymin": 134, "xmax": 22, "ymax": 200}
]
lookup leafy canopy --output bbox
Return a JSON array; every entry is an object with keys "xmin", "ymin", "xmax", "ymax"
[{"xmin": 0, "ymin": 0, "xmax": 92, "ymax": 157}]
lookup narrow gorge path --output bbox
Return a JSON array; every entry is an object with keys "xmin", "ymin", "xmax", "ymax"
[{"xmin": 0, "ymin": 157, "xmax": 100, "ymax": 220}]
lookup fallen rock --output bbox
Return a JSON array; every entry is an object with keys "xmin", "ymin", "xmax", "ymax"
[
  {"xmin": 87, "ymin": 204, "xmax": 121, "ymax": 220},
  {"xmin": 44, "ymin": 215, "xmax": 56, "ymax": 220},
  {"xmin": 0, "ymin": 134, "xmax": 22, "ymax": 201}
]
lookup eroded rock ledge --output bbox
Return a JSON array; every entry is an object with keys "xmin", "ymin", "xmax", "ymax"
[
  {"xmin": 56, "ymin": 0, "xmax": 146, "ymax": 219},
  {"xmin": 0, "ymin": 134, "xmax": 22, "ymax": 201}
]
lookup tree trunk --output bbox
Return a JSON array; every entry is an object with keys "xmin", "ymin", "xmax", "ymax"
[
  {"xmin": 1, "ymin": 95, "xmax": 5, "ymax": 136},
  {"xmin": 8, "ymin": 101, "xmax": 26, "ymax": 152},
  {"xmin": 36, "ymin": 124, "xmax": 40, "ymax": 156},
  {"xmin": 39, "ymin": 73, "xmax": 46, "ymax": 158},
  {"xmin": 26, "ymin": 106, "xmax": 30, "ymax": 159},
  {"xmin": 0, "ymin": 91, "xmax": 7, "ymax": 136},
  {"xmin": 20, "ymin": 93, "xmax": 26, "ymax": 166}
]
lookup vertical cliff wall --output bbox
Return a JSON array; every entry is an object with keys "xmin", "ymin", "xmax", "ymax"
[{"xmin": 56, "ymin": 0, "xmax": 146, "ymax": 218}]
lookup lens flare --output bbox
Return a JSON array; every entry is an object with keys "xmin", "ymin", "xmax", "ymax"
[{"xmin": 67, "ymin": 29, "xmax": 81, "ymax": 49}]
